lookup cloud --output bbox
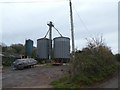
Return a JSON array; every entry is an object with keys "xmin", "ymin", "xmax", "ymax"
[{"xmin": 1, "ymin": 0, "xmax": 118, "ymax": 54}]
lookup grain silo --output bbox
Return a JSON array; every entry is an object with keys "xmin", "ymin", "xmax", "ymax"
[
  {"xmin": 37, "ymin": 38, "xmax": 49, "ymax": 60},
  {"xmin": 53, "ymin": 37, "xmax": 70, "ymax": 63},
  {"xmin": 25, "ymin": 39, "xmax": 33, "ymax": 57}
]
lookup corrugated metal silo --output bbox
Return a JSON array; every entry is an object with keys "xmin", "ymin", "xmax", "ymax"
[
  {"xmin": 53, "ymin": 37, "xmax": 70, "ymax": 62},
  {"xmin": 25, "ymin": 39, "xmax": 33, "ymax": 57},
  {"xmin": 37, "ymin": 38, "xmax": 49, "ymax": 59}
]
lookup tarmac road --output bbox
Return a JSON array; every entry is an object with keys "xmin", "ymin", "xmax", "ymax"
[
  {"xmin": 97, "ymin": 74, "xmax": 118, "ymax": 88},
  {"xmin": 96, "ymin": 65, "xmax": 120, "ymax": 88}
]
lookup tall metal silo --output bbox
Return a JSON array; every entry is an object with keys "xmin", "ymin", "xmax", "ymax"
[
  {"xmin": 37, "ymin": 38, "xmax": 49, "ymax": 60},
  {"xmin": 25, "ymin": 39, "xmax": 33, "ymax": 57},
  {"xmin": 53, "ymin": 37, "xmax": 70, "ymax": 63}
]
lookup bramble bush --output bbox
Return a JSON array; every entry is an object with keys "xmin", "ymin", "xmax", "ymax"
[{"xmin": 70, "ymin": 37, "xmax": 118, "ymax": 85}]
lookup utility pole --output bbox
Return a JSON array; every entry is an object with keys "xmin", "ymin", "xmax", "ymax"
[
  {"xmin": 69, "ymin": 0, "xmax": 75, "ymax": 61},
  {"xmin": 47, "ymin": 21, "xmax": 54, "ymax": 60},
  {"xmin": 69, "ymin": 0, "xmax": 75, "ymax": 78}
]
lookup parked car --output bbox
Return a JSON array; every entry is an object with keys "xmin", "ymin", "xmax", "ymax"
[{"xmin": 12, "ymin": 58, "xmax": 37, "ymax": 70}]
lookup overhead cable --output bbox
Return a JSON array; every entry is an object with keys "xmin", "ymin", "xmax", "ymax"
[{"xmin": 72, "ymin": 5, "xmax": 89, "ymax": 32}]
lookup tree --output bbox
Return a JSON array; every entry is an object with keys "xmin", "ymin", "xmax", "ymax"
[
  {"xmin": 10, "ymin": 44, "xmax": 25, "ymax": 55},
  {"xmin": 32, "ymin": 46, "xmax": 37, "ymax": 58}
]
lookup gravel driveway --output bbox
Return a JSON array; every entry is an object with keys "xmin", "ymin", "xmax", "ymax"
[{"xmin": 2, "ymin": 65, "xmax": 68, "ymax": 88}]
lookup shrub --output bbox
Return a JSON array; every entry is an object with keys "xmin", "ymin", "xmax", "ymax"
[
  {"xmin": 2, "ymin": 56, "xmax": 16, "ymax": 66},
  {"xmin": 114, "ymin": 54, "xmax": 120, "ymax": 62},
  {"xmin": 70, "ymin": 37, "xmax": 117, "ymax": 85}
]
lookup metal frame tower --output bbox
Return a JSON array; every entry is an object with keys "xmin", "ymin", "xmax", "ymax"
[{"xmin": 47, "ymin": 21, "xmax": 54, "ymax": 60}]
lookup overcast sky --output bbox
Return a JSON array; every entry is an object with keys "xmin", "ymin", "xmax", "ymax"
[{"xmin": 0, "ymin": 0, "xmax": 119, "ymax": 54}]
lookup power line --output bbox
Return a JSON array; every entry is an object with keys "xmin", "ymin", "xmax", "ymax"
[{"xmin": 72, "ymin": 5, "xmax": 89, "ymax": 32}]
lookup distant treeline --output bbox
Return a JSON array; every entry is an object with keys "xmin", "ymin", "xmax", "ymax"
[
  {"xmin": 1, "ymin": 44, "xmax": 37, "ymax": 66},
  {"xmin": 1, "ymin": 44, "xmax": 37, "ymax": 58},
  {"xmin": 1, "ymin": 42, "xmax": 120, "ymax": 66}
]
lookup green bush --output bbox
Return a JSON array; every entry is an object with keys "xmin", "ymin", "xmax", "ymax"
[
  {"xmin": 114, "ymin": 54, "xmax": 120, "ymax": 62},
  {"xmin": 70, "ymin": 37, "xmax": 118, "ymax": 85},
  {"xmin": 2, "ymin": 57, "xmax": 16, "ymax": 66}
]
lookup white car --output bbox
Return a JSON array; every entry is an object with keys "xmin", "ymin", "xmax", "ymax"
[{"xmin": 12, "ymin": 58, "xmax": 37, "ymax": 70}]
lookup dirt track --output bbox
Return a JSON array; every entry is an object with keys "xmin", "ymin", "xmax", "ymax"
[{"xmin": 2, "ymin": 65, "xmax": 68, "ymax": 88}]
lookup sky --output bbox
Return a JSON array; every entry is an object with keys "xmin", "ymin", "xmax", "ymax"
[{"xmin": 0, "ymin": 0, "xmax": 119, "ymax": 54}]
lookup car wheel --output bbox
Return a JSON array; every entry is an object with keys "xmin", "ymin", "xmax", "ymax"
[
  {"xmin": 17, "ymin": 64, "xmax": 24, "ymax": 70},
  {"xmin": 29, "ymin": 65, "xmax": 31, "ymax": 68}
]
